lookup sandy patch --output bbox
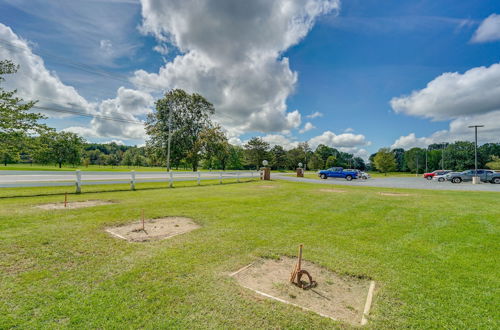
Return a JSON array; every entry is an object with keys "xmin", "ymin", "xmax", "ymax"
[
  {"xmin": 231, "ymin": 257, "xmax": 374, "ymax": 325},
  {"xmin": 106, "ymin": 217, "xmax": 200, "ymax": 242},
  {"xmin": 378, "ymin": 192, "xmax": 412, "ymax": 196},
  {"xmin": 318, "ymin": 189, "xmax": 346, "ymax": 193},
  {"xmin": 36, "ymin": 200, "xmax": 115, "ymax": 210}
]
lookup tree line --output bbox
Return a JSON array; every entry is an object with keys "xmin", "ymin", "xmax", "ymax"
[{"xmin": 371, "ymin": 142, "xmax": 500, "ymax": 174}]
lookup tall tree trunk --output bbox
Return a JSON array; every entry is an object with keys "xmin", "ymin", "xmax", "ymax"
[{"xmin": 59, "ymin": 161, "xmax": 62, "ymax": 168}]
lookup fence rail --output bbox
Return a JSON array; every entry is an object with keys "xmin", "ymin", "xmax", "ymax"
[{"xmin": 0, "ymin": 170, "xmax": 260, "ymax": 192}]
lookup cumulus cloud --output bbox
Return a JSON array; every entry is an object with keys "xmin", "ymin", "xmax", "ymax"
[
  {"xmin": 66, "ymin": 87, "xmax": 153, "ymax": 140},
  {"xmin": 299, "ymin": 122, "xmax": 315, "ymax": 133},
  {"xmin": 306, "ymin": 111, "xmax": 323, "ymax": 119},
  {"xmin": 390, "ymin": 62, "xmax": 500, "ymax": 120},
  {"xmin": 471, "ymin": 14, "xmax": 500, "ymax": 43},
  {"xmin": 0, "ymin": 23, "xmax": 93, "ymax": 114},
  {"xmin": 308, "ymin": 130, "xmax": 368, "ymax": 149},
  {"xmin": 133, "ymin": 0, "xmax": 339, "ymax": 133},
  {"xmin": 392, "ymin": 110, "xmax": 500, "ymax": 149}
]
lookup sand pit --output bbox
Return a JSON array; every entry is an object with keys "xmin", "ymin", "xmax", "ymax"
[
  {"xmin": 231, "ymin": 257, "xmax": 375, "ymax": 325},
  {"xmin": 378, "ymin": 192, "xmax": 412, "ymax": 197},
  {"xmin": 318, "ymin": 189, "xmax": 346, "ymax": 193},
  {"xmin": 36, "ymin": 200, "xmax": 115, "ymax": 210},
  {"xmin": 106, "ymin": 217, "xmax": 200, "ymax": 242}
]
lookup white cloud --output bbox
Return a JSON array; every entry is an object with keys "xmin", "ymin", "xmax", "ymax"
[
  {"xmin": 391, "ymin": 110, "xmax": 500, "ymax": 149},
  {"xmin": 0, "ymin": 23, "xmax": 94, "ymax": 115},
  {"xmin": 308, "ymin": 130, "xmax": 368, "ymax": 149},
  {"xmin": 306, "ymin": 111, "xmax": 323, "ymax": 119},
  {"xmin": 261, "ymin": 134, "xmax": 299, "ymax": 150},
  {"xmin": 66, "ymin": 87, "xmax": 153, "ymax": 140},
  {"xmin": 471, "ymin": 14, "xmax": 500, "ymax": 43},
  {"xmin": 391, "ymin": 62, "xmax": 500, "ymax": 121},
  {"xmin": 134, "ymin": 0, "xmax": 339, "ymax": 133},
  {"xmin": 344, "ymin": 127, "xmax": 354, "ymax": 133},
  {"xmin": 299, "ymin": 122, "xmax": 315, "ymax": 133}
]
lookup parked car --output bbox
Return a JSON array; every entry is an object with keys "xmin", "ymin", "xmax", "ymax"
[
  {"xmin": 446, "ymin": 169, "xmax": 497, "ymax": 183},
  {"xmin": 432, "ymin": 173, "xmax": 449, "ymax": 182},
  {"xmin": 345, "ymin": 169, "xmax": 370, "ymax": 179},
  {"xmin": 423, "ymin": 170, "xmax": 451, "ymax": 180},
  {"xmin": 318, "ymin": 167, "xmax": 358, "ymax": 181},
  {"xmin": 360, "ymin": 171, "xmax": 371, "ymax": 180}
]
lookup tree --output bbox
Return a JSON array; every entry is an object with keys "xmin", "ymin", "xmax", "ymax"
[
  {"xmin": 34, "ymin": 132, "xmax": 85, "ymax": 168},
  {"xmin": 325, "ymin": 155, "xmax": 336, "ymax": 168},
  {"xmin": 1, "ymin": 60, "xmax": 50, "ymax": 159},
  {"xmin": 314, "ymin": 144, "xmax": 336, "ymax": 168},
  {"xmin": 145, "ymin": 89, "xmax": 215, "ymax": 171},
  {"xmin": 404, "ymin": 148, "xmax": 425, "ymax": 173},
  {"xmin": 374, "ymin": 148, "xmax": 396, "ymax": 175},
  {"xmin": 352, "ymin": 157, "xmax": 366, "ymax": 170},
  {"xmin": 227, "ymin": 145, "xmax": 244, "ymax": 170},
  {"xmin": 0, "ymin": 143, "xmax": 20, "ymax": 166},
  {"xmin": 269, "ymin": 145, "xmax": 287, "ymax": 170},
  {"xmin": 199, "ymin": 125, "xmax": 229, "ymax": 170},
  {"xmin": 391, "ymin": 148, "xmax": 406, "ymax": 172},
  {"xmin": 244, "ymin": 137, "xmax": 269, "ymax": 169},
  {"xmin": 443, "ymin": 141, "xmax": 476, "ymax": 171},
  {"xmin": 307, "ymin": 154, "xmax": 323, "ymax": 170},
  {"xmin": 486, "ymin": 156, "xmax": 500, "ymax": 170}
]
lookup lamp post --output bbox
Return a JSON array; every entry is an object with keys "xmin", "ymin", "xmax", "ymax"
[
  {"xmin": 468, "ymin": 125, "xmax": 484, "ymax": 184},
  {"xmin": 425, "ymin": 147, "xmax": 428, "ymax": 173}
]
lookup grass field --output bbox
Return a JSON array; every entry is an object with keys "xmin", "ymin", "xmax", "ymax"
[{"xmin": 1, "ymin": 180, "xmax": 499, "ymax": 328}]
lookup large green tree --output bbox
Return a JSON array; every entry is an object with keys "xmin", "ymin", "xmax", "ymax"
[
  {"xmin": 34, "ymin": 131, "xmax": 85, "ymax": 168},
  {"xmin": 269, "ymin": 145, "xmax": 287, "ymax": 170},
  {"xmin": 0, "ymin": 60, "xmax": 50, "ymax": 162},
  {"xmin": 244, "ymin": 137, "xmax": 269, "ymax": 169},
  {"xmin": 374, "ymin": 148, "xmax": 396, "ymax": 175},
  {"xmin": 145, "ymin": 89, "xmax": 215, "ymax": 171}
]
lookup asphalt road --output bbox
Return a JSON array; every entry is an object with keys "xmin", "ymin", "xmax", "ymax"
[
  {"xmin": 274, "ymin": 174, "xmax": 500, "ymax": 192},
  {"xmin": 0, "ymin": 170, "xmax": 255, "ymax": 188}
]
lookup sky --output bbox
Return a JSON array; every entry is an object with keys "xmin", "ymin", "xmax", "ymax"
[{"xmin": 0, "ymin": 0, "xmax": 499, "ymax": 159}]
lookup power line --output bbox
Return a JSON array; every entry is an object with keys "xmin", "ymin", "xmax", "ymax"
[{"xmin": 32, "ymin": 105, "xmax": 143, "ymax": 124}]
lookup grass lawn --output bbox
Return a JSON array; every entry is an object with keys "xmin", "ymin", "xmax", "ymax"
[{"xmin": 1, "ymin": 180, "xmax": 499, "ymax": 328}]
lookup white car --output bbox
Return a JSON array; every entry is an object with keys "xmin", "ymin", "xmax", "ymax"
[
  {"xmin": 433, "ymin": 174, "xmax": 448, "ymax": 182},
  {"xmin": 360, "ymin": 171, "xmax": 371, "ymax": 180}
]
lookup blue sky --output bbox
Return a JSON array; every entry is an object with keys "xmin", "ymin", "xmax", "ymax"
[{"xmin": 0, "ymin": 0, "xmax": 499, "ymax": 158}]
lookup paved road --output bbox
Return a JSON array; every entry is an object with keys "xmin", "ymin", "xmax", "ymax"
[
  {"xmin": 274, "ymin": 174, "xmax": 500, "ymax": 192},
  {"xmin": 0, "ymin": 170, "xmax": 256, "ymax": 188}
]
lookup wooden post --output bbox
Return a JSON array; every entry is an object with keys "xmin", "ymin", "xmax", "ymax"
[
  {"xmin": 169, "ymin": 171, "xmax": 173, "ymax": 188},
  {"xmin": 298, "ymin": 244, "xmax": 303, "ymax": 271},
  {"xmin": 75, "ymin": 170, "xmax": 81, "ymax": 193},
  {"xmin": 197, "ymin": 171, "xmax": 201, "ymax": 186},
  {"xmin": 64, "ymin": 192, "xmax": 67, "ymax": 208},
  {"xmin": 141, "ymin": 209, "xmax": 145, "ymax": 231},
  {"xmin": 131, "ymin": 170, "xmax": 136, "ymax": 190}
]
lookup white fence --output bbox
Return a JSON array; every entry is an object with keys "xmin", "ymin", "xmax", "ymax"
[{"xmin": 0, "ymin": 170, "xmax": 259, "ymax": 192}]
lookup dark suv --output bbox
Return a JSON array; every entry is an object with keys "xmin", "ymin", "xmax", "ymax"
[{"xmin": 447, "ymin": 169, "xmax": 498, "ymax": 183}]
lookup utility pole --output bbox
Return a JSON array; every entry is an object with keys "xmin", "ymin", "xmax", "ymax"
[
  {"xmin": 468, "ymin": 125, "xmax": 484, "ymax": 184},
  {"xmin": 441, "ymin": 143, "xmax": 445, "ymax": 169},
  {"xmin": 166, "ymin": 103, "xmax": 173, "ymax": 171},
  {"xmin": 425, "ymin": 147, "xmax": 428, "ymax": 173}
]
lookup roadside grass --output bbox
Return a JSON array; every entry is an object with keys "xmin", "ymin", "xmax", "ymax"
[{"xmin": 0, "ymin": 180, "xmax": 499, "ymax": 328}]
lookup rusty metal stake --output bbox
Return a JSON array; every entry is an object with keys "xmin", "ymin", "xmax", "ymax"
[
  {"xmin": 64, "ymin": 192, "xmax": 67, "ymax": 208},
  {"xmin": 141, "ymin": 209, "xmax": 145, "ymax": 231},
  {"xmin": 290, "ymin": 244, "xmax": 317, "ymax": 290}
]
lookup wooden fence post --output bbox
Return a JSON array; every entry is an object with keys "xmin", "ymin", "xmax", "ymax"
[
  {"xmin": 197, "ymin": 171, "xmax": 201, "ymax": 186},
  {"xmin": 130, "ymin": 170, "xmax": 136, "ymax": 190},
  {"xmin": 75, "ymin": 170, "xmax": 81, "ymax": 193}
]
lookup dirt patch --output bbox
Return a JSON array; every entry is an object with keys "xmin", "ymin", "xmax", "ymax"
[
  {"xmin": 106, "ymin": 217, "xmax": 200, "ymax": 242},
  {"xmin": 318, "ymin": 189, "xmax": 346, "ymax": 193},
  {"xmin": 231, "ymin": 257, "xmax": 374, "ymax": 325},
  {"xmin": 36, "ymin": 200, "xmax": 115, "ymax": 210},
  {"xmin": 378, "ymin": 192, "xmax": 412, "ymax": 196}
]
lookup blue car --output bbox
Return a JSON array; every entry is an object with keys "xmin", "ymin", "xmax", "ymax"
[{"xmin": 318, "ymin": 167, "xmax": 358, "ymax": 181}]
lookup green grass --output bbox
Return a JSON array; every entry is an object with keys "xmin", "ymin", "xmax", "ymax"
[{"xmin": 1, "ymin": 180, "xmax": 499, "ymax": 328}]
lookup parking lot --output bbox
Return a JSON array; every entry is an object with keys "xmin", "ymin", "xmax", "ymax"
[{"xmin": 275, "ymin": 174, "xmax": 500, "ymax": 192}]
